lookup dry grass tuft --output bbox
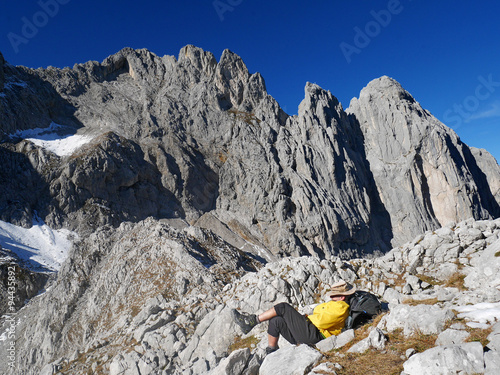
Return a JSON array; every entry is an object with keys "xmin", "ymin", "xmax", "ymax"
[
  {"xmin": 403, "ymin": 298, "xmax": 439, "ymax": 306},
  {"xmin": 229, "ymin": 335, "xmax": 259, "ymax": 353},
  {"xmin": 327, "ymin": 314, "xmax": 494, "ymax": 375},
  {"xmin": 332, "ymin": 350, "xmax": 403, "ymax": 375},
  {"xmin": 415, "ymin": 274, "xmax": 438, "ymax": 286},
  {"xmin": 329, "ymin": 328, "xmax": 438, "ymax": 375},
  {"xmin": 466, "ymin": 326, "xmax": 493, "ymax": 347},
  {"xmin": 227, "ymin": 109, "xmax": 261, "ymax": 125},
  {"xmin": 444, "ymin": 272, "xmax": 467, "ymax": 290}
]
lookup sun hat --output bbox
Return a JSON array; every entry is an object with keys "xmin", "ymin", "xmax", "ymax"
[{"xmin": 326, "ymin": 280, "xmax": 356, "ymax": 297}]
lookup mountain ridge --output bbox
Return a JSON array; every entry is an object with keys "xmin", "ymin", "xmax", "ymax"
[{"xmin": 1, "ymin": 45, "xmax": 499, "ymax": 258}]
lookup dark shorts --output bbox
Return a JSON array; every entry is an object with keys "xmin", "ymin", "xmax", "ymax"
[{"xmin": 267, "ymin": 302, "xmax": 324, "ymax": 345}]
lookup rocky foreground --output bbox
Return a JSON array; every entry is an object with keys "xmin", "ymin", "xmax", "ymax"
[{"xmin": 0, "ymin": 217, "xmax": 499, "ymax": 374}]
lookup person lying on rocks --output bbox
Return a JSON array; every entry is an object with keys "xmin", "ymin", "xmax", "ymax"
[{"xmin": 231, "ymin": 280, "xmax": 356, "ymax": 354}]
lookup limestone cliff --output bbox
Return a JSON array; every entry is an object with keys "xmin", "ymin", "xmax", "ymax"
[{"xmin": 347, "ymin": 76, "xmax": 500, "ymax": 245}]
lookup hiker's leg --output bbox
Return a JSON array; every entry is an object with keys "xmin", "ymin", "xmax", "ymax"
[
  {"xmin": 258, "ymin": 307, "xmax": 277, "ymax": 323},
  {"xmin": 267, "ymin": 333, "xmax": 279, "ymax": 347},
  {"xmin": 273, "ymin": 302, "xmax": 323, "ymax": 344},
  {"xmin": 268, "ymin": 315, "xmax": 296, "ymax": 345}
]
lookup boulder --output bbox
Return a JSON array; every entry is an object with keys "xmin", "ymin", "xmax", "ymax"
[
  {"xmin": 383, "ymin": 288, "xmax": 402, "ymax": 305},
  {"xmin": 435, "ymin": 328, "xmax": 470, "ymax": 346},
  {"xmin": 259, "ymin": 345, "xmax": 322, "ymax": 375},
  {"xmin": 403, "ymin": 342, "xmax": 485, "ymax": 375},
  {"xmin": 210, "ymin": 348, "xmax": 251, "ymax": 375},
  {"xmin": 310, "ymin": 362, "xmax": 339, "ymax": 374},
  {"xmin": 109, "ymin": 352, "xmax": 141, "ymax": 375},
  {"xmin": 464, "ymin": 238, "xmax": 500, "ymax": 290},
  {"xmin": 347, "ymin": 328, "xmax": 387, "ymax": 353},
  {"xmin": 315, "ymin": 335, "xmax": 337, "ymax": 352},
  {"xmin": 334, "ymin": 329, "xmax": 355, "ymax": 349},
  {"xmin": 484, "ymin": 350, "xmax": 500, "ymax": 375},
  {"xmin": 486, "ymin": 322, "xmax": 500, "ymax": 352},
  {"xmin": 380, "ymin": 304, "xmax": 454, "ymax": 336}
]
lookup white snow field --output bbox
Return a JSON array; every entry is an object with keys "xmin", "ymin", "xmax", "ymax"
[
  {"xmin": 0, "ymin": 217, "xmax": 76, "ymax": 271},
  {"xmin": 12, "ymin": 122, "xmax": 93, "ymax": 157}
]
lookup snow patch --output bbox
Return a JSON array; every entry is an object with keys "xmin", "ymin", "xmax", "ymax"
[
  {"xmin": 0, "ymin": 217, "xmax": 77, "ymax": 271},
  {"xmin": 11, "ymin": 122, "xmax": 93, "ymax": 157},
  {"xmin": 455, "ymin": 302, "xmax": 500, "ymax": 328}
]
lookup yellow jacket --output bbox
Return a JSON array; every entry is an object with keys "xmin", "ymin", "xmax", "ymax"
[{"xmin": 307, "ymin": 300, "xmax": 349, "ymax": 338}]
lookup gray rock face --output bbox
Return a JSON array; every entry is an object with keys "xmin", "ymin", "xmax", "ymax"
[
  {"xmin": 1, "ymin": 219, "xmax": 260, "ymax": 375},
  {"xmin": 0, "ymin": 246, "xmax": 50, "ymax": 315},
  {"xmin": 0, "ymin": 62, "xmax": 77, "ymax": 137},
  {"xmin": 47, "ymin": 132, "xmax": 185, "ymax": 234},
  {"xmin": 471, "ymin": 147, "xmax": 500, "ymax": 204},
  {"xmin": 0, "ymin": 141, "xmax": 53, "ymax": 227},
  {"xmin": 348, "ymin": 76, "xmax": 500, "ymax": 246},
  {"xmin": 1, "ymin": 46, "xmax": 499, "ymax": 258}
]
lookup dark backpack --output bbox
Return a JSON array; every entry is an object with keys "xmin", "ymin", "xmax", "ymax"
[{"xmin": 344, "ymin": 290, "xmax": 382, "ymax": 330}]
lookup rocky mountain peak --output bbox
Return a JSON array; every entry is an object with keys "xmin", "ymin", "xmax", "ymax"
[
  {"xmin": 217, "ymin": 49, "xmax": 250, "ymax": 81},
  {"xmin": 348, "ymin": 75, "xmax": 500, "ymax": 245},
  {"xmin": 215, "ymin": 48, "xmax": 262, "ymax": 110},
  {"xmin": 178, "ymin": 44, "xmax": 217, "ymax": 77},
  {"xmin": 359, "ymin": 75, "xmax": 414, "ymax": 101},
  {"xmin": 298, "ymin": 82, "xmax": 343, "ymax": 127}
]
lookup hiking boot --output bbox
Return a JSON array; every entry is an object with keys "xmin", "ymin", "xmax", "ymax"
[
  {"xmin": 231, "ymin": 309, "xmax": 258, "ymax": 334},
  {"xmin": 265, "ymin": 346, "xmax": 279, "ymax": 355}
]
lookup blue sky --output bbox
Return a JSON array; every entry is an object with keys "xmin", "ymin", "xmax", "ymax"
[{"xmin": 1, "ymin": 0, "xmax": 499, "ymax": 162}]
